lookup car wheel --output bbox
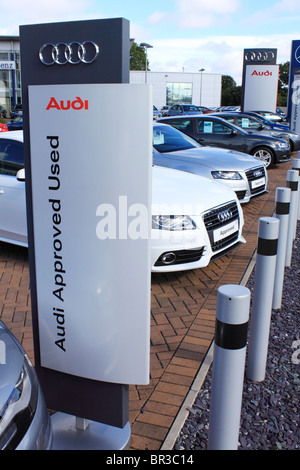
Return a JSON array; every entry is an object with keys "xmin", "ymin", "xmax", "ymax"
[{"xmin": 252, "ymin": 147, "xmax": 274, "ymax": 168}]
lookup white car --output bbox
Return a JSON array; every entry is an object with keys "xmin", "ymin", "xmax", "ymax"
[
  {"xmin": 0, "ymin": 320, "xmax": 52, "ymax": 449},
  {"xmin": 151, "ymin": 165, "xmax": 245, "ymax": 272},
  {"xmin": 0, "ymin": 131, "xmax": 245, "ymax": 272}
]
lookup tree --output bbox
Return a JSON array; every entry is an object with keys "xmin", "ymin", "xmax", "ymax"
[
  {"xmin": 277, "ymin": 61, "xmax": 289, "ymax": 107},
  {"xmin": 221, "ymin": 75, "xmax": 241, "ymax": 106},
  {"xmin": 130, "ymin": 42, "xmax": 149, "ymax": 71}
]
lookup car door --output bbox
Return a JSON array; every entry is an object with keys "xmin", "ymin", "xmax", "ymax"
[
  {"xmin": 0, "ymin": 139, "xmax": 27, "ymax": 245},
  {"xmin": 169, "ymin": 105, "xmax": 182, "ymax": 116},
  {"xmin": 192, "ymin": 118, "xmax": 247, "ymax": 152}
]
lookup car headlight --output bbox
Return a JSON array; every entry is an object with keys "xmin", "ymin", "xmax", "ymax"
[
  {"xmin": 211, "ymin": 170, "xmax": 242, "ymax": 180},
  {"xmin": 277, "ymin": 141, "xmax": 289, "ymax": 149},
  {"xmin": 0, "ymin": 356, "xmax": 38, "ymax": 450},
  {"xmin": 152, "ymin": 215, "xmax": 196, "ymax": 231}
]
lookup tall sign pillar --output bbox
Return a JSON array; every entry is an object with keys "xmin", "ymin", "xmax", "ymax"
[
  {"xmin": 20, "ymin": 19, "xmax": 152, "ymax": 449},
  {"xmin": 241, "ymin": 48, "xmax": 278, "ymax": 112},
  {"xmin": 287, "ymin": 40, "xmax": 300, "ymax": 132}
]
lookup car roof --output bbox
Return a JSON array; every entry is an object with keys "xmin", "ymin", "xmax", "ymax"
[
  {"xmin": 159, "ymin": 114, "xmax": 226, "ymax": 121},
  {"xmin": 214, "ymin": 112, "xmax": 259, "ymax": 118},
  {"xmin": 0, "ymin": 130, "xmax": 23, "ymax": 142}
]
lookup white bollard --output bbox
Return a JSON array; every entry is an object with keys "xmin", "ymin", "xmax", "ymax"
[
  {"xmin": 291, "ymin": 158, "xmax": 300, "ymax": 220},
  {"xmin": 208, "ymin": 285, "xmax": 250, "ymax": 450},
  {"xmin": 247, "ymin": 217, "xmax": 279, "ymax": 382},
  {"xmin": 285, "ymin": 170, "xmax": 299, "ymax": 266},
  {"xmin": 272, "ymin": 187, "xmax": 291, "ymax": 310}
]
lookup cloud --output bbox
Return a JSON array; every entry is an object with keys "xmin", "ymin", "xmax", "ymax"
[
  {"xmin": 144, "ymin": 0, "xmax": 241, "ymax": 30},
  {"xmin": 147, "ymin": 11, "xmax": 169, "ymax": 26},
  {"xmin": 243, "ymin": 0, "xmax": 300, "ymax": 28},
  {"xmin": 0, "ymin": 0, "xmax": 96, "ymax": 35},
  {"xmin": 149, "ymin": 32, "xmax": 296, "ymax": 84},
  {"xmin": 174, "ymin": 0, "xmax": 241, "ymax": 29}
]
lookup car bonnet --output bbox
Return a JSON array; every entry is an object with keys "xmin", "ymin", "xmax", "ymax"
[
  {"xmin": 152, "ymin": 165, "xmax": 238, "ymax": 216},
  {"xmin": 157, "ymin": 146, "xmax": 264, "ymax": 171}
]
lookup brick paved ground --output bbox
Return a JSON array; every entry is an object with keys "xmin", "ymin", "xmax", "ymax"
[{"xmin": 0, "ymin": 159, "xmax": 294, "ymax": 450}]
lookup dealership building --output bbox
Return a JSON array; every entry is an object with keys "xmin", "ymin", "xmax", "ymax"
[
  {"xmin": 0, "ymin": 36, "xmax": 222, "ymax": 115},
  {"xmin": 130, "ymin": 71, "xmax": 222, "ymax": 111},
  {"xmin": 0, "ymin": 36, "xmax": 21, "ymax": 114}
]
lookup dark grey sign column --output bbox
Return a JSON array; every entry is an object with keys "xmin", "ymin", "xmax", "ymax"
[{"xmin": 20, "ymin": 19, "xmax": 130, "ymax": 429}]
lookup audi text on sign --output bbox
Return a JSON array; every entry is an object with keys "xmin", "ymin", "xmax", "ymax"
[{"xmin": 39, "ymin": 41, "xmax": 99, "ymax": 65}]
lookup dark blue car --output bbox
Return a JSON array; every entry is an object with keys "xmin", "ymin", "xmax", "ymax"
[
  {"xmin": 7, "ymin": 114, "xmax": 23, "ymax": 131},
  {"xmin": 243, "ymin": 111, "xmax": 289, "ymax": 130},
  {"xmin": 167, "ymin": 104, "xmax": 203, "ymax": 116}
]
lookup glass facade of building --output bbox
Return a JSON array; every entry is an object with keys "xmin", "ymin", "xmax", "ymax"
[
  {"xmin": 0, "ymin": 49, "xmax": 21, "ymax": 117},
  {"xmin": 166, "ymin": 82, "xmax": 193, "ymax": 106}
]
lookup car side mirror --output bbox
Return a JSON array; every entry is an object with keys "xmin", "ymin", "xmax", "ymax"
[
  {"xmin": 16, "ymin": 168, "xmax": 25, "ymax": 181},
  {"xmin": 231, "ymin": 129, "xmax": 238, "ymax": 136}
]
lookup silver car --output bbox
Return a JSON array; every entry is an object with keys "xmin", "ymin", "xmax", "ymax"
[
  {"xmin": 0, "ymin": 321, "xmax": 52, "ymax": 450},
  {"xmin": 153, "ymin": 123, "xmax": 268, "ymax": 204}
]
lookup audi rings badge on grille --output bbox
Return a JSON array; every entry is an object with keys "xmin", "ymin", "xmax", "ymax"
[
  {"xmin": 244, "ymin": 51, "xmax": 275, "ymax": 62},
  {"xmin": 39, "ymin": 41, "xmax": 99, "ymax": 65},
  {"xmin": 217, "ymin": 209, "xmax": 233, "ymax": 222}
]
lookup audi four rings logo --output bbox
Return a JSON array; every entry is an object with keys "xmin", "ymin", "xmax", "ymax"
[
  {"xmin": 39, "ymin": 41, "xmax": 99, "ymax": 65},
  {"xmin": 244, "ymin": 51, "xmax": 275, "ymax": 62},
  {"xmin": 217, "ymin": 210, "xmax": 233, "ymax": 223}
]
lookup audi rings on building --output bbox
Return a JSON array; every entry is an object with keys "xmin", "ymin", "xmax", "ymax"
[{"xmin": 39, "ymin": 41, "xmax": 99, "ymax": 65}]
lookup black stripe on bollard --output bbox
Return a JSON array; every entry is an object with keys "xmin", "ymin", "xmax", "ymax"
[
  {"xmin": 275, "ymin": 201, "xmax": 290, "ymax": 215},
  {"xmin": 215, "ymin": 319, "xmax": 248, "ymax": 350},
  {"xmin": 257, "ymin": 237, "xmax": 278, "ymax": 256},
  {"xmin": 287, "ymin": 180, "xmax": 298, "ymax": 191}
]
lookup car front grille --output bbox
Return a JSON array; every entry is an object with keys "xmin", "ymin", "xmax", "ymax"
[
  {"xmin": 203, "ymin": 201, "xmax": 239, "ymax": 252},
  {"xmin": 246, "ymin": 166, "xmax": 267, "ymax": 195}
]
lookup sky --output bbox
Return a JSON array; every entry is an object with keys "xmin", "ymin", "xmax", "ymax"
[{"xmin": 1, "ymin": 0, "xmax": 300, "ymax": 84}]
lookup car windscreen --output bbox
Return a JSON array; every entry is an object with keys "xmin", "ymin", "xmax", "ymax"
[
  {"xmin": 182, "ymin": 105, "xmax": 199, "ymax": 112},
  {"xmin": 153, "ymin": 125, "xmax": 200, "ymax": 153}
]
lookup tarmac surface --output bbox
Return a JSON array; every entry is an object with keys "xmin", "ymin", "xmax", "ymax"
[{"xmin": 0, "ymin": 158, "xmax": 296, "ymax": 450}]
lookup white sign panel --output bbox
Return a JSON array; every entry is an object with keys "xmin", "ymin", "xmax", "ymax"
[
  {"xmin": 28, "ymin": 84, "xmax": 152, "ymax": 384},
  {"xmin": 243, "ymin": 65, "xmax": 279, "ymax": 112}
]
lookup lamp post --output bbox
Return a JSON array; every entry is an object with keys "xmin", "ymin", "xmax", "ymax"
[
  {"xmin": 199, "ymin": 68, "xmax": 205, "ymax": 106},
  {"xmin": 140, "ymin": 42, "xmax": 153, "ymax": 83}
]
